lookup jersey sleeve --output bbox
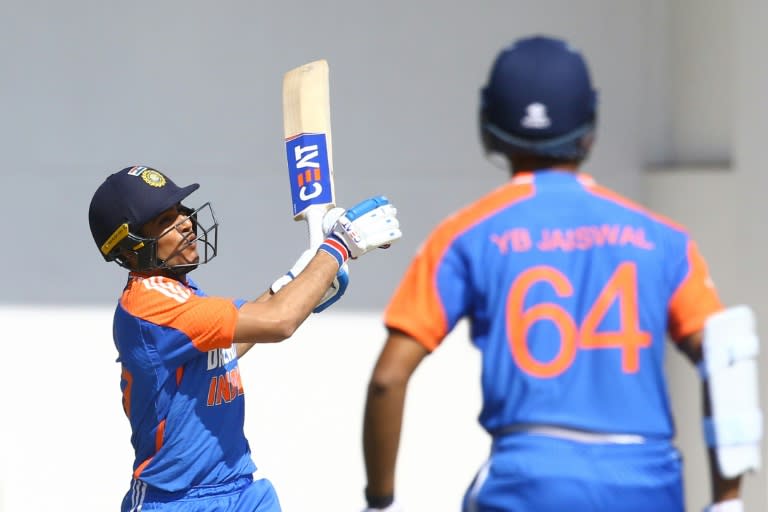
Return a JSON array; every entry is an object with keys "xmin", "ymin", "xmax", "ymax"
[
  {"xmin": 121, "ymin": 276, "xmax": 240, "ymax": 364},
  {"xmin": 187, "ymin": 277, "xmax": 248, "ymax": 309},
  {"xmin": 386, "ymin": 181, "xmax": 535, "ymax": 351},
  {"xmin": 385, "ymin": 230, "xmax": 470, "ymax": 351},
  {"xmin": 667, "ymin": 240, "xmax": 723, "ymax": 341}
]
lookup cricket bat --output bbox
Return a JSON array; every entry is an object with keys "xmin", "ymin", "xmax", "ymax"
[{"xmin": 282, "ymin": 59, "xmax": 336, "ymax": 249}]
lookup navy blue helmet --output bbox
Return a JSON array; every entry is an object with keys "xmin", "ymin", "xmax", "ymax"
[
  {"xmin": 480, "ymin": 35, "xmax": 597, "ymax": 161},
  {"xmin": 88, "ymin": 165, "xmax": 218, "ymax": 272}
]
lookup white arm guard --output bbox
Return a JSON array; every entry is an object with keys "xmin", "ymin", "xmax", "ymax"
[{"xmin": 699, "ymin": 305, "xmax": 762, "ymax": 478}]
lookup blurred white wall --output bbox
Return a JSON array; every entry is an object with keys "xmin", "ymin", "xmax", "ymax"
[
  {"xmin": 0, "ymin": 0, "xmax": 668, "ymax": 308},
  {"xmin": 0, "ymin": 307, "xmax": 486, "ymax": 511},
  {"xmin": 1, "ymin": 304, "xmax": 765, "ymax": 511}
]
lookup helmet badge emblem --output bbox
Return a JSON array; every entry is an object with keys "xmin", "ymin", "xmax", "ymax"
[
  {"xmin": 141, "ymin": 169, "xmax": 167, "ymax": 188},
  {"xmin": 521, "ymin": 103, "xmax": 551, "ymax": 129}
]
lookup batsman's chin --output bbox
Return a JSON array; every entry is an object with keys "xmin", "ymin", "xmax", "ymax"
[
  {"xmin": 168, "ymin": 250, "xmax": 200, "ymax": 271},
  {"xmin": 185, "ymin": 254, "xmax": 201, "ymax": 269},
  {"xmin": 181, "ymin": 246, "xmax": 200, "ymax": 264}
]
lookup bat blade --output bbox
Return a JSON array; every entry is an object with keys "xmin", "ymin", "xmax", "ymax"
[{"xmin": 282, "ymin": 59, "xmax": 335, "ymax": 248}]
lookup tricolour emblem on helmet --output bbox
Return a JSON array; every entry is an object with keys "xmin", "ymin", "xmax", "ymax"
[{"xmin": 141, "ymin": 169, "xmax": 167, "ymax": 188}]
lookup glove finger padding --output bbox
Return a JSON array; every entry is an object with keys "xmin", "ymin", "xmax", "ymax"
[
  {"xmin": 345, "ymin": 206, "xmax": 401, "ymax": 247},
  {"xmin": 329, "ymin": 197, "xmax": 402, "ymax": 259}
]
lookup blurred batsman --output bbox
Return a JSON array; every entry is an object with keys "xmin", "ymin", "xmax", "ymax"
[
  {"xmin": 361, "ymin": 36, "xmax": 761, "ymax": 512},
  {"xmin": 88, "ymin": 165, "xmax": 401, "ymax": 511}
]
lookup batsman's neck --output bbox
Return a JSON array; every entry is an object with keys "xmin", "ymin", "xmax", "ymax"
[
  {"xmin": 129, "ymin": 268, "xmax": 189, "ymax": 283},
  {"xmin": 510, "ymin": 155, "xmax": 581, "ymax": 175}
]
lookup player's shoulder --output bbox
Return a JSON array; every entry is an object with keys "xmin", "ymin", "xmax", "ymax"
[
  {"xmin": 120, "ymin": 274, "xmax": 195, "ymax": 317},
  {"xmin": 432, "ymin": 177, "xmax": 536, "ymax": 239},
  {"xmin": 580, "ymin": 176, "xmax": 690, "ymax": 235}
]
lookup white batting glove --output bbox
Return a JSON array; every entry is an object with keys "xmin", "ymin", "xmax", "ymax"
[
  {"xmin": 270, "ymin": 249, "xmax": 350, "ymax": 313},
  {"xmin": 703, "ymin": 499, "xmax": 744, "ymax": 512},
  {"xmin": 318, "ymin": 196, "xmax": 401, "ymax": 265}
]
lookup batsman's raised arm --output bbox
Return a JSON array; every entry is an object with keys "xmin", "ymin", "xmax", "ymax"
[{"xmin": 233, "ymin": 196, "xmax": 401, "ymax": 348}]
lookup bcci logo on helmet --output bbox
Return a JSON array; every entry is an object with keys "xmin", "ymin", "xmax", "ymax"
[
  {"xmin": 126, "ymin": 165, "xmax": 167, "ymax": 188},
  {"xmin": 141, "ymin": 170, "xmax": 167, "ymax": 188}
]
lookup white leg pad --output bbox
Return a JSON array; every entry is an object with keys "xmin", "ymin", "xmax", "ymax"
[{"xmin": 700, "ymin": 305, "xmax": 762, "ymax": 478}]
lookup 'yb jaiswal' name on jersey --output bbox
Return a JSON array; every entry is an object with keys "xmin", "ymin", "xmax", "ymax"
[
  {"xmin": 490, "ymin": 224, "xmax": 654, "ymax": 254},
  {"xmin": 206, "ymin": 347, "xmax": 244, "ymax": 407}
]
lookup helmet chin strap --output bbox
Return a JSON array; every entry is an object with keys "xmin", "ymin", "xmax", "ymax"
[{"xmin": 162, "ymin": 262, "xmax": 198, "ymax": 278}]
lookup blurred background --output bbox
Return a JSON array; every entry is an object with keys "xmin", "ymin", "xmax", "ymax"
[{"xmin": 0, "ymin": 0, "xmax": 766, "ymax": 510}]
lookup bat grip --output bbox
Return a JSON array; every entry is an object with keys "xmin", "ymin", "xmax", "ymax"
[{"xmin": 306, "ymin": 206, "xmax": 326, "ymax": 250}]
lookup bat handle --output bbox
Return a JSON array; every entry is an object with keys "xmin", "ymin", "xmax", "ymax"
[{"xmin": 306, "ymin": 206, "xmax": 326, "ymax": 250}]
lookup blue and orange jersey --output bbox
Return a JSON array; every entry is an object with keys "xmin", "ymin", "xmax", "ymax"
[
  {"xmin": 113, "ymin": 273, "xmax": 256, "ymax": 492},
  {"xmin": 385, "ymin": 170, "xmax": 722, "ymax": 438}
]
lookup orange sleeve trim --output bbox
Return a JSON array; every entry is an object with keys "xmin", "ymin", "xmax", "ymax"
[
  {"xmin": 386, "ymin": 313, "xmax": 441, "ymax": 352},
  {"xmin": 385, "ymin": 181, "xmax": 535, "ymax": 350},
  {"xmin": 121, "ymin": 276, "xmax": 239, "ymax": 352},
  {"xmin": 667, "ymin": 241, "xmax": 723, "ymax": 341}
]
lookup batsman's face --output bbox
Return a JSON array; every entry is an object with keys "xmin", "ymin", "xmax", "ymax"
[{"xmin": 142, "ymin": 205, "xmax": 200, "ymax": 267}]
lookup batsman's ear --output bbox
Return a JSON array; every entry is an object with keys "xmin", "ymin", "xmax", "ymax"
[
  {"xmin": 479, "ymin": 108, "xmax": 502, "ymax": 156},
  {"xmin": 579, "ymin": 121, "xmax": 597, "ymax": 154},
  {"xmin": 117, "ymin": 249, "xmax": 139, "ymax": 270}
]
